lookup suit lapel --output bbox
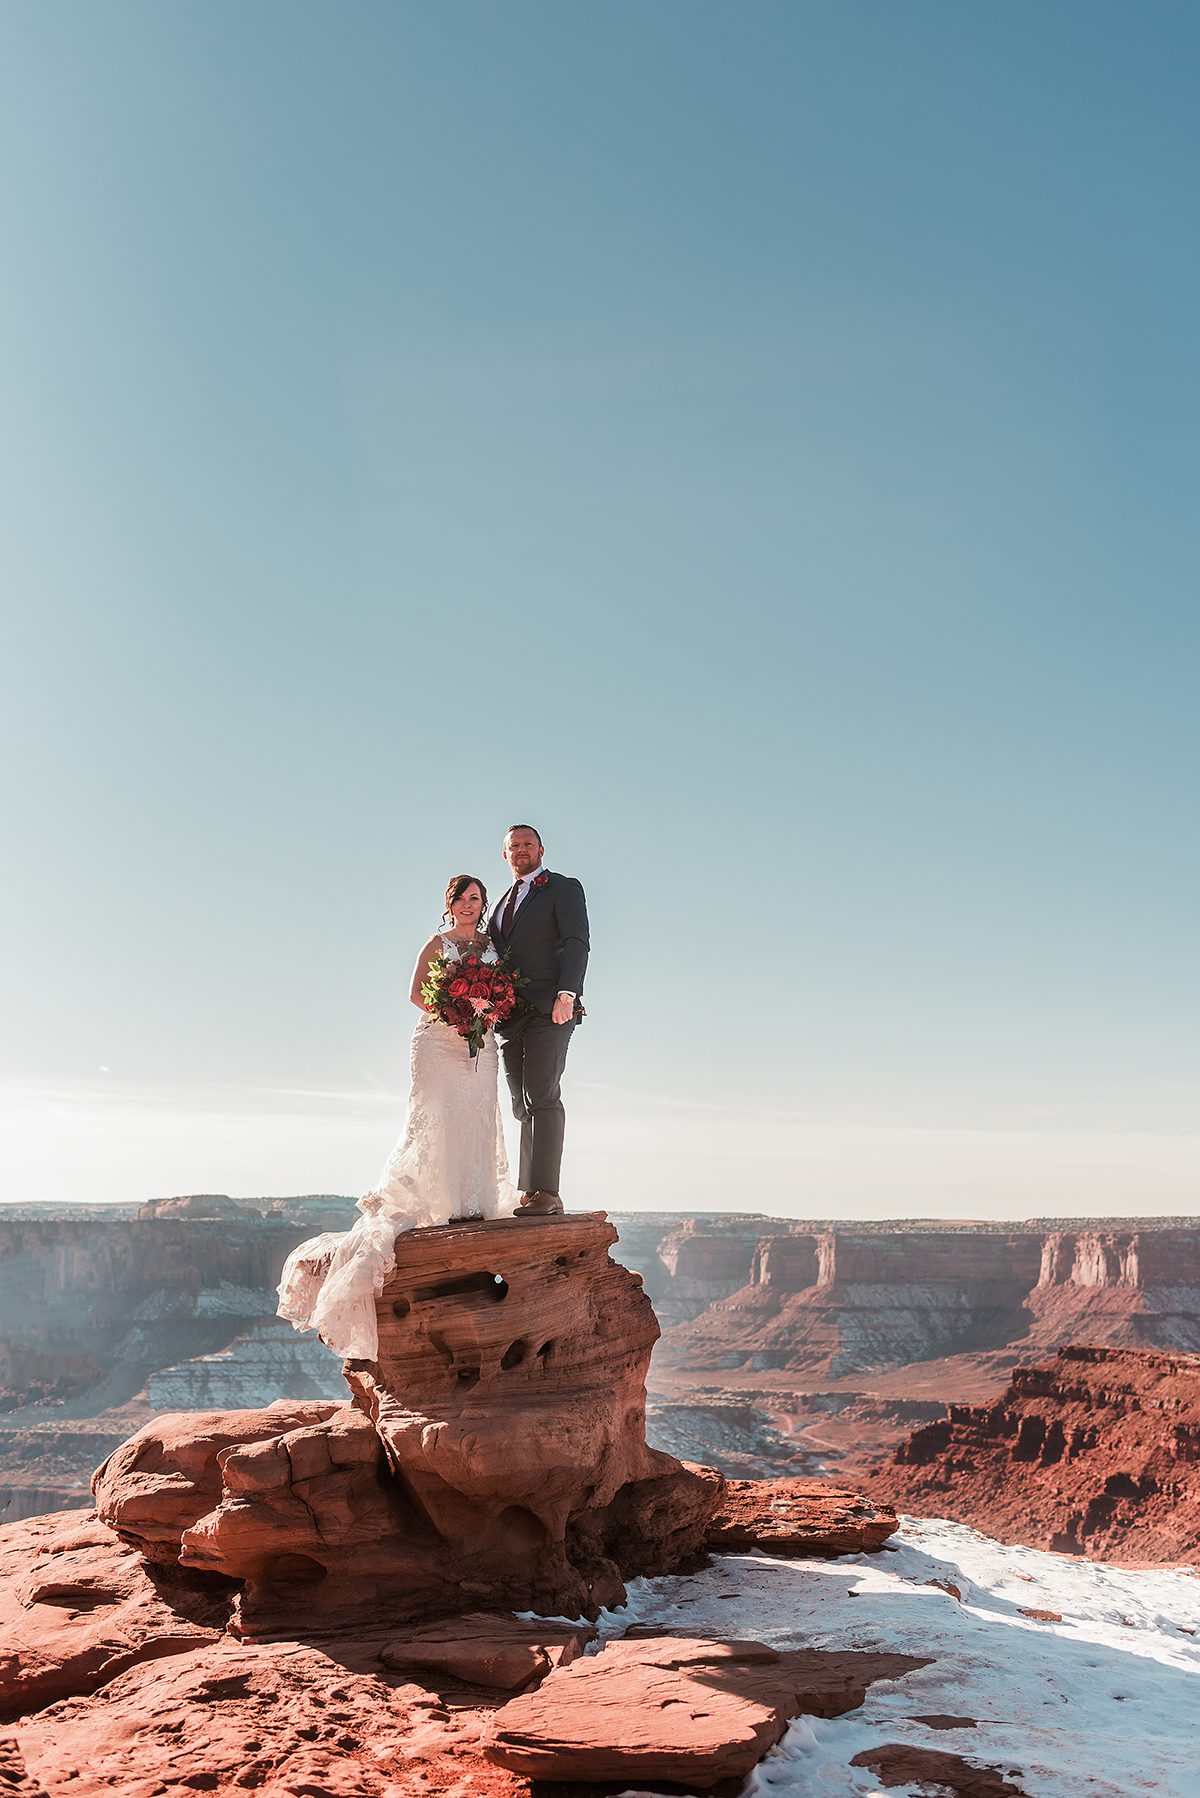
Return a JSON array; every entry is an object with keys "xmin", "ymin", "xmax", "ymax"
[{"xmin": 508, "ymin": 876, "xmax": 552, "ymax": 941}]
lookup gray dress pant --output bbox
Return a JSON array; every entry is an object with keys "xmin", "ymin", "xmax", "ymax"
[{"xmin": 499, "ymin": 1011, "xmax": 576, "ymax": 1195}]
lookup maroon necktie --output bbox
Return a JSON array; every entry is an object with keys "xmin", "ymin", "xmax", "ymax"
[{"xmin": 501, "ymin": 879, "xmax": 522, "ymax": 936}]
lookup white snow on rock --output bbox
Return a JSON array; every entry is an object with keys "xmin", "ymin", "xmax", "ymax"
[{"xmin": 597, "ymin": 1517, "xmax": 1200, "ymax": 1798}]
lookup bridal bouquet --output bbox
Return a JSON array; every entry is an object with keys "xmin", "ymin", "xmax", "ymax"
[{"xmin": 420, "ymin": 952, "xmax": 523, "ymax": 1058}]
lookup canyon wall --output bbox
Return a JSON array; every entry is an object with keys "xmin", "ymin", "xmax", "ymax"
[
  {"xmin": 631, "ymin": 1215, "xmax": 766, "ymax": 1326},
  {"xmin": 659, "ymin": 1221, "xmax": 1200, "ymax": 1379},
  {"xmin": 869, "ymin": 1344, "xmax": 1200, "ymax": 1564},
  {"xmin": 1025, "ymin": 1227, "xmax": 1200, "ymax": 1352},
  {"xmin": 6, "ymin": 1204, "xmax": 1200, "ymax": 1518},
  {"xmin": 0, "ymin": 1199, "xmax": 354, "ymax": 1516},
  {"xmin": 0, "ymin": 1201, "xmax": 353, "ymax": 1411}
]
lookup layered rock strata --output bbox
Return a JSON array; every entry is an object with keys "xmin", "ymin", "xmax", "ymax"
[
  {"xmin": 94, "ymin": 1215, "xmax": 722, "ymax": 1633},
  {"xmin": 10, "ymin": 1208, "xmax": 1200, "ymax": 1517},
  {"xmin": 661, "ymin": 1228, "xmax": 1046, "ymax": 1378},
  {"xmin": 871, "ymin": 1345, "xmax": 1200, "ymax": 1564},
  {"xmin": 1024, "ymin": 1229, "xmax": 1200, "ymax": 1352},
  {"xmin": 631, "ymin": 1216, "xmax": 766, "ymax": 1328},
  {"xmin": 650, "ymin": 1221, "xmax": 1200, "ymax": 1492}
]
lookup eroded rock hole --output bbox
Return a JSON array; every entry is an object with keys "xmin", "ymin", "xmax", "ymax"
[
  {"xmin": 414, "ymin": 1270, "xmax": 508, "ymax": 1303},
  {"xmin": 392, "ymin": 1298, "xmax": 410, "ymax": 1319},
  {"xmin": 259, "ymin": 1553, "xmax": 326, "ymax": 1586},
  {"xmin": 501, "ymin": 1339, "xmax": 531, "ymax": 1370},
  {"xmin": 537, "ymin": 1339, "xmax": 555, "ymax": 1361},
  {"xmin": 456, "ymin": 1367, "xmax": 481, "ymax": 1387},
  {"xmin": 495, "ymin": 1505, "xmax": 550, "ymax": 1551}
]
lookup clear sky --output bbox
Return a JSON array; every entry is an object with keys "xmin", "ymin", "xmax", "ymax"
[{"xmin": 1, "ymin": 2, "xmax": 1196, "ymax": 1216}]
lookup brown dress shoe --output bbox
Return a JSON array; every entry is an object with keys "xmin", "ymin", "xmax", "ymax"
[{"xmin": 514, "ymin": 1191, "xmax": 564, "ymax": 1217}]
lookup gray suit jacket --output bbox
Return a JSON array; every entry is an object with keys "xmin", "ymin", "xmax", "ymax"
[{"xmin": 489, "ymin": 872, "xmax": 589, "ymax": 1022}]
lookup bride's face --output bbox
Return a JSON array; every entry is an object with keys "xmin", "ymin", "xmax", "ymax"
[{"xmin": 450, "ymin": 884, "xmax": 484, "ymax": 930}]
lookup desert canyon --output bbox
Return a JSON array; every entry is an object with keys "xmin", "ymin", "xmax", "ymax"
[{"xmin": 1, "ymin": 1200, "xmax": 1198, "ymax": 1795}]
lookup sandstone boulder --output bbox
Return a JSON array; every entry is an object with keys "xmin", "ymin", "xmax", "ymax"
[
  {"xmin": 91, "ymin": 1400, "xmax": 340, "ymax": 1565},
  {"xmin": 705, "ymin": 1475, "xmax": 897, "ymax": 1555},
  {"xmin": 483, "ymin": 1634, "xmax": 928, "ymax": 1786},
  {"xmin": 378, "ymin": 1612, "xmax": 595, "ymax": 1690},
  {"xmin": 93, "ymin": 1215, "xmax": 723, "ymax": 1630}
]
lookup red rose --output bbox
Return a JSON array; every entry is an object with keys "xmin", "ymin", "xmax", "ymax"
[
  {"xmin": 468, "ymin": 982, "xmax": 489, "ymax": 999},
  {"xmin": 448, "ymin": 978, "xmax": 469, "ymax": 997}
]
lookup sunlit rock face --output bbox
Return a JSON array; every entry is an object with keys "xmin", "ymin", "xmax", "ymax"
[
  {"xmin": 345, "ymin": 1214, "xmax": 668, "ymax": 1544},
  {"xmin": 648, "ymin": 1218, "xmax": 765, "ymax": 1327},
  {"xmin": 93, "ymin": 1215, "xmax": 721, "ymax": 1635},
  {"xmin": 873, "ymin": 1344, "xmax": 1200, "ymax": 1564},
  {"xmin": 658, "ymin": 1223, "xmax": 1200, "ymax": 1380},
  {"xmin": 1026, "ymin": 1230, "xmax": 1200, "ymax": 1350}
]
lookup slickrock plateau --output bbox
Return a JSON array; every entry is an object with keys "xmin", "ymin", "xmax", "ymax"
[{"xmin": 869, "ymin": 1344, "xmax": 1200, "ymax": 1564}]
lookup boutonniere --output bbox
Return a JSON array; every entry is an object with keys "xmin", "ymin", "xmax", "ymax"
[{"xmin": 532, "ymin": 872, "xmax": 550, "ymax": 889}]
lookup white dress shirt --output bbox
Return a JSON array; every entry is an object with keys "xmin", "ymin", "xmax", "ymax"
[{"xmin": 496, "ymin": 867, "xmax": 575, "ymax": 1000}]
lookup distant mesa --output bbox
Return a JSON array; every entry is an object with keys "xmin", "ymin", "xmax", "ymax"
[
  {"xmin": 657, "ymin": 1221, "xmax": 1200, "ymax": 1381},
  {"xmin": 137, "ymin": 1194, "xmax": 256, "ymax": 1221},
  {"xmin": 136, "ymin": 1193, "xmax": 356, "ymax": 1226},
  {"xmin": 648, "ymin": 1217, "xmax": 1200, "ymax": 1504}
]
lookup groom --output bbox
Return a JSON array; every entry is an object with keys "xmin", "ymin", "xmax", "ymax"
[{"xmin": 489, "ymin": 824, "xmax": 589, "ymax": 1218}]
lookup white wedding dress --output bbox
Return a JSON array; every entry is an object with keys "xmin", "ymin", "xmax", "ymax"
[{"xmin": 277, "ymin": 934, "xmax": 516, "ymax": 1360}]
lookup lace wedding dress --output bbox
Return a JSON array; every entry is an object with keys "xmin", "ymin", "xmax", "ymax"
[{"xmin": 277, "ymin": 934, "xmax": 516, "ymax": 1359}]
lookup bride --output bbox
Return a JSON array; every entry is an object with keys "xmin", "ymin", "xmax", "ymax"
[{"xmin": 277, "ymin": 874, "xmax": 516, "ymax": 1359}]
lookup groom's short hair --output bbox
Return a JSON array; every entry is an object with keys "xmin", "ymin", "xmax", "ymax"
[{"xmin": 505, "ymin": 823, "xmax": 543, "ymax": 847}]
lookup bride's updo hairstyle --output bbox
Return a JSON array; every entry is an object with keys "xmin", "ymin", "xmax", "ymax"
[{"xmin": 442, "ymin": 873, "xmax": 489, "ymax": 926}]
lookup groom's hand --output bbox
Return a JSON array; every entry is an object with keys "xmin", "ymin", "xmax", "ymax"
[{"xmin": 551, "ymin": 993, "xmax": 575, "ymax": 1026}]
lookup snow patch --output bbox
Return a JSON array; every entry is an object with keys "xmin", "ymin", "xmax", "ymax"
[{"xmin": 597, "ymin": 1517, "xmax": 1200, "ymax": 1797}]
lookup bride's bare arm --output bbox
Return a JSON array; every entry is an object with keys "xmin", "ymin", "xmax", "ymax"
[{"xmin": 409, "ymin": 935, "xmax": 445, "ymax": 1010}]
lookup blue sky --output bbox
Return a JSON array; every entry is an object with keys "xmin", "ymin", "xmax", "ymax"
[{"xmin": 1, "ymin": 3, "xmax": 1196, "ymax": 1214}]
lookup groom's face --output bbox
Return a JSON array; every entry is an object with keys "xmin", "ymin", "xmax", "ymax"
[{"xmin": 504, "ymin": 830, "xmax": 542, "ymax": 877}]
